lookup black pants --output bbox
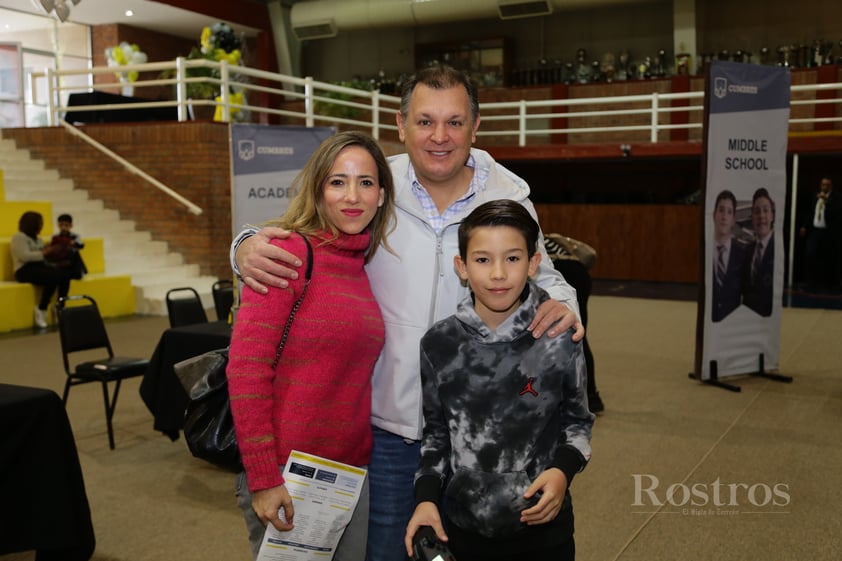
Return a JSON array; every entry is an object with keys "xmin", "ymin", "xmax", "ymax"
[
  {"xmin": 15, "ymin": 262, "xmax": 71, "ymax": 310},
  {"xmin": 553, "ymin": 259, "xmax": 597, "ymax": 395},
  {"xmin": 805, "ymin": 228, "xmax": 840, "ymax": 289}
]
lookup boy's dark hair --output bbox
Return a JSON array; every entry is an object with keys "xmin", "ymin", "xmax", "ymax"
[
  {"xmin": 57, "ymin": 213, "xmax": 73, "ymax": 223},
  {"xmin": 458, "ymin": 200, "xmax": 539, "ymax": 260}
]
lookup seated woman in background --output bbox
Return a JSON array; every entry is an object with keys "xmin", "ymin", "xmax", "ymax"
[{"xmin": 11, "ymin": 211, "xmax": 72, "ymax": 329}]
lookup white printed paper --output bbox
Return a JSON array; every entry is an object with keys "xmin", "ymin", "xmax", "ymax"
[{"xmin": 256, "ymin": 450, "xmax": 366, "ymax": 561}]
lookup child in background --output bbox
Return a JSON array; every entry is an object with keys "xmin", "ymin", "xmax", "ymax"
[
  {"xmin": 405, "ymin": 200, "xmax": 594, "ymax": 561},
  {"xmin": 49, "ymin": 213, "xmax": 87, "ymax": 280}
]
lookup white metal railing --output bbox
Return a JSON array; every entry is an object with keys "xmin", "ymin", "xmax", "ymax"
[
  {"xmin": 31, "ymin": 58, "xmax": 842, "ymax": 146},
  {"xmin": 23, "ymin": 59, "xmax": 842, "ymax": 214},
  {"xmin": 32, "ymin": 58, "xmax": 403, "ymax": 140}
]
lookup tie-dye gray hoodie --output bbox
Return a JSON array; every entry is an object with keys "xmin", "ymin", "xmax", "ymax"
[{"xmin": 416, "ymin": 280, "xmax": 593, "ymax": 540}]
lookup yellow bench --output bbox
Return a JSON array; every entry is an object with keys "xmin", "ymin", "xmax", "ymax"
[
  {"xmin": 1, "ymin": 237, "xmax": 131, "ymax": 332},
  {"xmin": 0, "ymin": 274, "xmax": 136, "ymax": 332}
]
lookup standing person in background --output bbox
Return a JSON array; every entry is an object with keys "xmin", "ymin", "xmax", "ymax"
[
  {"xmin": 230, "ymin": 65, "xmax": 583, "ymax": 561},
  {"xmin": 227, "ymin": 131, "xmax": 396, "ymax": 561},
  {"xmin": 544, "ymin": 233, "xmax": 604, "ymax": 413},
  {"xmin": 742, "ymin": 188, "xmax": 775, "ymax": 317},
  {"xmin": 405, "ymin": 201, "xmax": 593, "ymax": 561},
  {"xmin": 48, "ymin": 213, "xmax": 87, "ymax": 280},
  {"xmin": 10, "ymin": 211, "xmax": 72, "ymax": 329},
  {"xmin": 799, "ymin": 176, "xmax": 842, "ymax": 290},
  {"xmin": 710, "ymin": 190, "xmax": 749, "ymax": 322}
]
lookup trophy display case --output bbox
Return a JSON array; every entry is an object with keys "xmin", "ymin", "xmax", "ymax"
[{"xmin": 415, "ymin": 38, "xmax": 512, "ymax": 87}]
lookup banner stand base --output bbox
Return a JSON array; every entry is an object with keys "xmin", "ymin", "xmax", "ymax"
[
  {"xmin": 702, "ymin": 360, "xmax": 742, "ymax": 392},
  {"xmin": 690, "ymin": 356, "xmax": 793, "ymax": 391},
  {"xmin": 750, "ymin": 354, "xmax": 793, "ymax": 383}
]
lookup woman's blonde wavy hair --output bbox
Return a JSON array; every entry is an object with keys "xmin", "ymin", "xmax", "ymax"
[{"xmin": 264, "ymin": 131, "xmax": 396, "ymax": 262}]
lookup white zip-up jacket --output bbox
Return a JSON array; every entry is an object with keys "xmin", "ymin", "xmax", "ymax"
[{"xmin": 367, "ymin": 148, "xmax": 579, "ymax": 440}]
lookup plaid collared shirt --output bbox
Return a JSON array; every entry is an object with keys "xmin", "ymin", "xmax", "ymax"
[{"xmin": 409, "ymin": 154, "xmax": 487, "ymax": 233}]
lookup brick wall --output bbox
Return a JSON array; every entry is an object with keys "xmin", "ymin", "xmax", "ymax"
[{"xmin": 2, "ymin": 123, "xmax": 232, "ymax": 280}]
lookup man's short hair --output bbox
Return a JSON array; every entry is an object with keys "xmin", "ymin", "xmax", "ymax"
[
  {"xmin": 714, "ymin": 190, "xmax": 737, "ymax": 211},
  {"xmin": 57, "ymin": 213, "xmax": 73, "ymax": 223},
  {"xmin": 400, "ymin": 65, "xmax": 480, "ymax": 124}
]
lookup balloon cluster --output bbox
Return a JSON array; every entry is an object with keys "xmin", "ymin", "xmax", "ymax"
[
  {"xmin": 200, "ymin": 22, "xmax": 242, "ymax": 66},
  {"xmin": 105, "ymin": 42, "xmax": 148, "ymax": 83}
]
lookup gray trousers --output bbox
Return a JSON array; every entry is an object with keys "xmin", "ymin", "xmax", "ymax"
[{"xmin": 235, "ymin": 467, "xmax": 369, "ymax": 561}]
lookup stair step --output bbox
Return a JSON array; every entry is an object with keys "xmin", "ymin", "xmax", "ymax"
[
  {"xmin": 0, "ymin": 137, "xmax": 219, "ymax": 317},
  {"xmin": 106, "ymin": 252, "xmax": 184, "ymax": 274}
]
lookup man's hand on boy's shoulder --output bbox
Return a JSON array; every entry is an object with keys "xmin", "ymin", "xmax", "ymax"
[{"xmin": 528, "ymin": 300, "xmax": 584, "ymax": 341}]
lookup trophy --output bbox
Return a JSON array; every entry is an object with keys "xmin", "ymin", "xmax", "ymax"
[
  {"xmin": 637, "ymin": 56, "xmax": 651, "ymax": 80},
  {"xmin": 601, "ymin": 52, "xmax": 616, "ymax": 82},
  {"xmin": 759, "ymin": 47, "xmax": 770, "ymax": 65},
  {"xmin": 675, "ymin": 52, "xmax": 691, "ymax": 75},
  {"xmin": 563, "ymin": 61, "xmax": 575, "ymax": 84},
  {"xmin": 777, "ymin": 45, "xmax": 792, "ymax": 67},
  {"xmin": 576, "ymin": 48, "xmax": 590, "ymax": 84},
  {"xmin": 654, "ymin": 49, "xmax": 667, "ymax": 77},
  {"xmin": 617, "ymin": 50, "xmax": 630, "ymax": 80}
]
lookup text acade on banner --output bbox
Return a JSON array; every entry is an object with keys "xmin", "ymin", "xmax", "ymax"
[{"xmin": 247, "ymin": 186, "xmax": 298, "ymax": 199}]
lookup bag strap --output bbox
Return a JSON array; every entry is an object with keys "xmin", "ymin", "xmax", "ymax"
[{"xmin": 271, "ymin": 233, "xmax": 314, "ymax": 369}]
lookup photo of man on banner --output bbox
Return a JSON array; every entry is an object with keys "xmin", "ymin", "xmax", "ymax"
[
  {"xmin": 742, "ymin": 188, "xmax": 775, "ymax": 317},
  {"xmin": 711, "ymin": 189, "xmax": 749, "ymax": 322}
]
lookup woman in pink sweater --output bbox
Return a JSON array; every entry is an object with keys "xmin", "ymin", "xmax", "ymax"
[{"xmin": 228, "ymin": 131, "xmax": 396, "ymax": 560}]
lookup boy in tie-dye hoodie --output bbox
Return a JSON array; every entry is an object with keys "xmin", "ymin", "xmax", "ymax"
[{"xmin": 405, "ymin": 200, "xmax": 593, "ymax": 561}]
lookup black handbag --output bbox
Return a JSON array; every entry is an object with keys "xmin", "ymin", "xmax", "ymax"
[{"xmin": 175, "ymin": 234, "xmax": 313, "ymax": 471}]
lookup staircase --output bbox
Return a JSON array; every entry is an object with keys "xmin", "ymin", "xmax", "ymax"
[{"xmin": 0, "ymin": 137, "xmax": 219, "ymax": 316}]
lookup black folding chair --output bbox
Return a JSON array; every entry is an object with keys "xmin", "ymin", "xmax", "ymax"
[
  {"xmin": 165, "ymin": 287, "xmax": 208, "ymax": 327},
  {"xmin": 211, "ymin": 279, "xmax": 235, "ymax": 322},
  {"xmin": 57, "ymin": 295, "xmax": 150, "ymax": 450}
]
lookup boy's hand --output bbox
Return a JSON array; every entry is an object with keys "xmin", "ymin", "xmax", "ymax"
[
  {"xmin": 520, "ymin": 468, "xmax": 568, "ymax": 526},
  {"xmin": 404, "ymin": 502, "xmax": 448, "ymax": 557},
  {"xmin": 529, "ymin": 300, "xmax": 584, "ymax": 342},
  {"xmin": 236, "ymin": 227, "xmax": 299, "ymax": 293}
]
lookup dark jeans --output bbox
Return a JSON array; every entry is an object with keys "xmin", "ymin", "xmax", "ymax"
[
  {"xmin": 366, "ymin": 426, "xmax": 421, "ymax": 561},
  {"xmin": 15, "ymin": 262, "xmax": 71, "ymax": 309}
]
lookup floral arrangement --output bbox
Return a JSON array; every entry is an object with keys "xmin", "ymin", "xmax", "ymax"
[
  {"xmin": 105, "ymin": 42, "xmax": 147, "ymax": 83},
  {"xmin": 200, "ymin": 22, "xmax": 243, "ymax": 66}
]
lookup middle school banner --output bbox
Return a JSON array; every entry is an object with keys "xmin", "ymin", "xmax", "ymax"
[{"xmin": 697, "ymin": 61, "xmax": 790, "ymax": 381}]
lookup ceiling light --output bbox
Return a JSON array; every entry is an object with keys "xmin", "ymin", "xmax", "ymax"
[{"xmin": 125, "ymin": 10, "xmax": 134, "ymax": 17}]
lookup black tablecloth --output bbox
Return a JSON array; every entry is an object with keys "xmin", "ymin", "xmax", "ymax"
[
  {"xmin": 0, "ymin": 383, "xmax": 96, "ymax": 560},
  {"xmin": 65, "ymin": 91, "xmax": 178, "ymax": 124},
  {"xmin": 139, "ymin": 320, "xmax": 232, "ymax": 440}
]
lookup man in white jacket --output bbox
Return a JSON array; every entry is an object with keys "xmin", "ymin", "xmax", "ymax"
[{"xmin": 232, "ymin": 65, "xmax": 582, "ymax": 561}]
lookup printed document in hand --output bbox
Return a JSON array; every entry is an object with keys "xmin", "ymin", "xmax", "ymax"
[{"xmin": 256, "ymin": 450, "xmax": 366, "ymax": 561}]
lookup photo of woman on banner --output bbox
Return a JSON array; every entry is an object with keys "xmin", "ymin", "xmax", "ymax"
[
  {"xmin": 742, "ymin": 188, "xmax": 775, "ymax": 317},
  {"xmin": 711, "ymin": 189, "xmax": 750, "ymax": 322}
]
